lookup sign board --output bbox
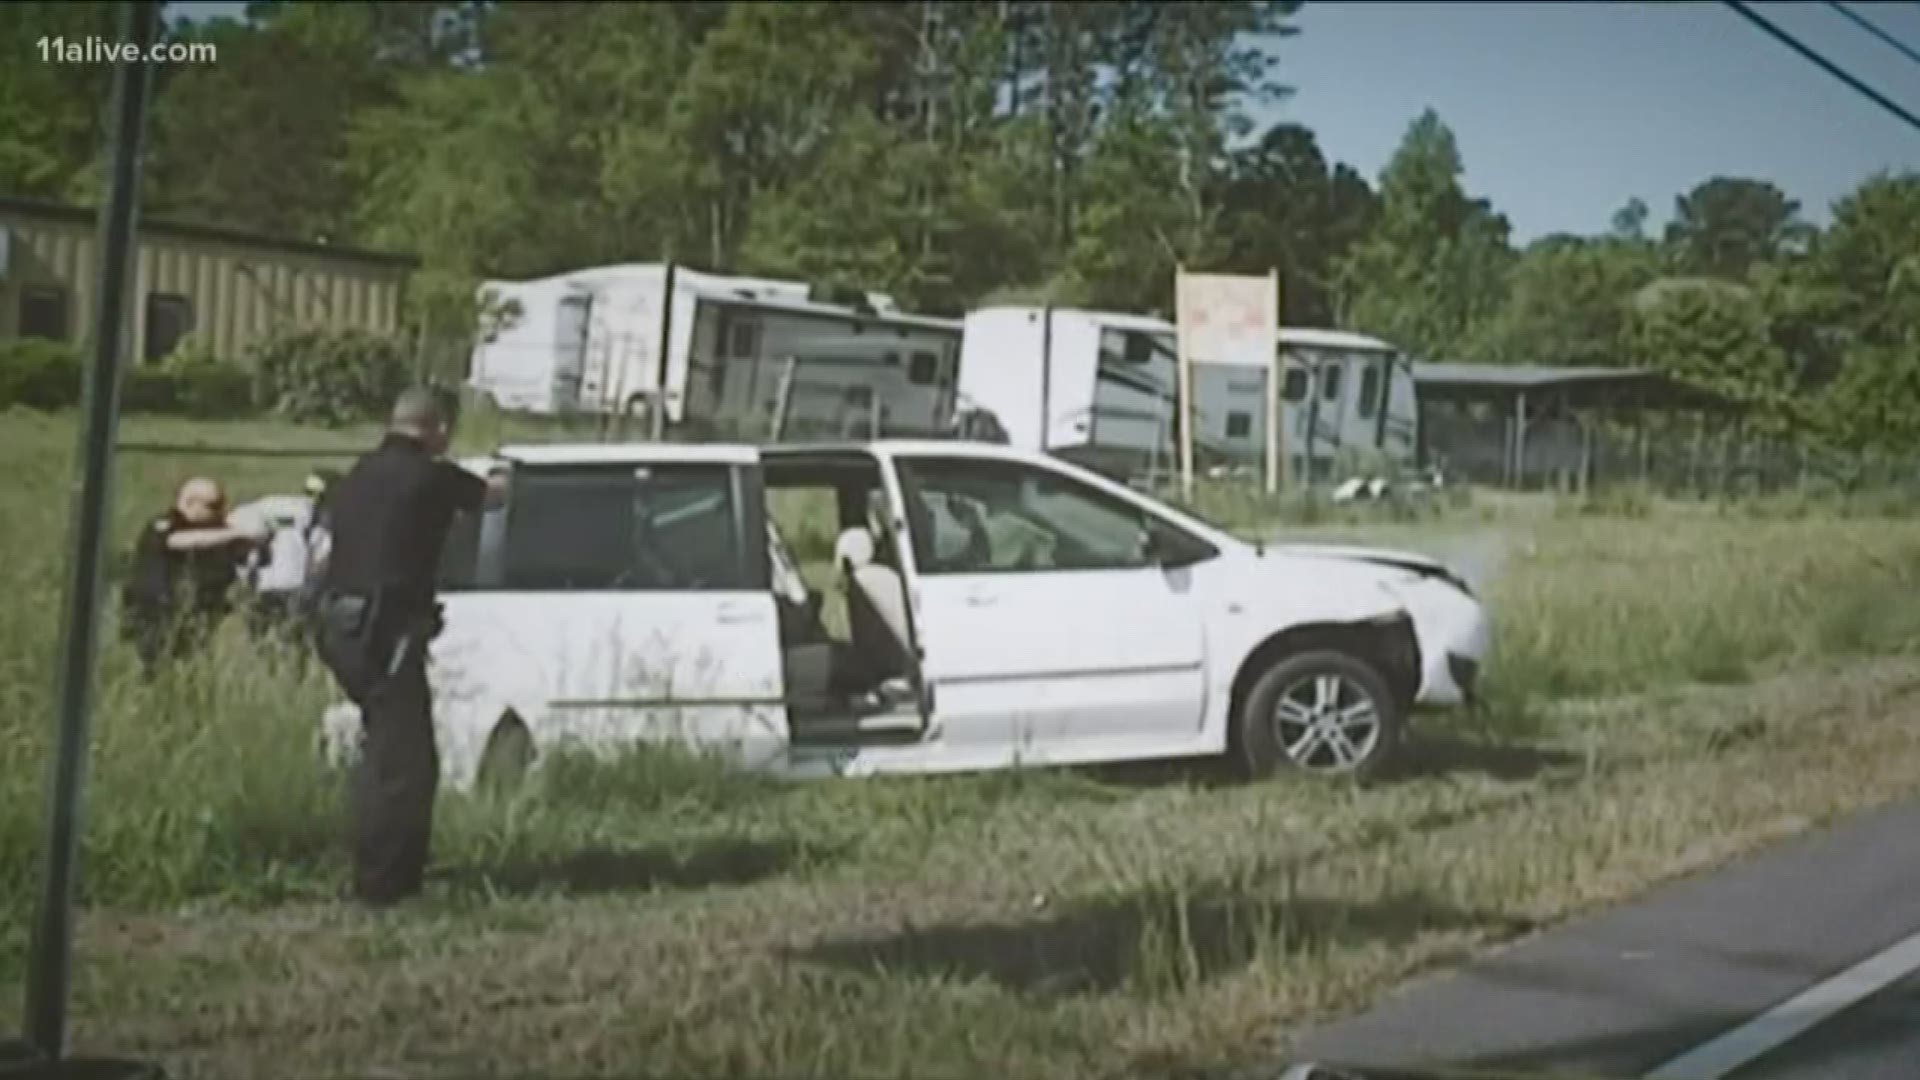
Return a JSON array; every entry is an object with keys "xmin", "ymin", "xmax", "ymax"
[
  {"xmin": 1175, "ymin": 271, "xmax": 1278, "ymax": 369},
  {"xmin": 1173, "ymin": 269, "xmax": 1283, "ymax": 496}
]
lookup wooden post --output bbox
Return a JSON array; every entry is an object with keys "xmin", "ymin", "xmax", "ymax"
[
  {"xmin": 1637, "ymin": 396, "xmax": 1652, "ymax": 484},
  {"xmin": 1513, "ymin": 391, "xmax": 1530, "ymax": 491},
  {"xmin": 1688, "ymin": 411, "xmax": 1705, "ymax": 497},
  {"xmin": 1175, "ymin": 268, "xmax": 1196, "ymax": 500},
  {"xmin": 1578, "ymin": 412, "xmax": 1595, "ymax": 495},
  {"xmin": 1266, "ymin": 268, "xmax": 1282, "ymax": 495}
]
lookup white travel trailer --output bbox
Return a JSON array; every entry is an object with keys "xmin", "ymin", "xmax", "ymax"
[
  {"xmin": 956, "ymin": 307, "xmax": 1421, "ymax": 481},
  {"xmin": 468, "ymin": 263, "xmax": 966, "ymax": 439}
]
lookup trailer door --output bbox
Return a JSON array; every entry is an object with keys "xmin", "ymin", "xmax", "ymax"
[{"xmin": 553, "ymin": 293, "xmax": 592, "ymax": 413}]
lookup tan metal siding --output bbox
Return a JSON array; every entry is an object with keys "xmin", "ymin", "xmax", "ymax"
[{"xmin": 3, "ymin": 206, "xmax": 414, "ymax": 366}]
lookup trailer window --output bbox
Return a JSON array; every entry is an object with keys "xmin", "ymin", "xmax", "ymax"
[
  {"xmin": 908, "ymin": 351, "xmax": 939, "ymax": 386},
  {"xmin": 1321, "ymin": 364, "xmax": 1343, "ymax": 403},
  {"xmin": 727, "ymin": 318, "xmax": 760, "ymax": 360},
  {"xmin": 1282, "ymin": 368, "xmax": 1309, "ymax": 402},
  {"xmin": 1226, "ymin": 412, "xmax": 1252, "ymax": 439},
  {"xmin": 1358, "ymin": 363, "xmax": 1382, "ymax": 419}
]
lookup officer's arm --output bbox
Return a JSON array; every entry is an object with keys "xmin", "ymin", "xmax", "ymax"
[
  {"xmin": 165, "ymin": 525, "xmax": 262, "ymax": 551},
  {"xmin": 436, "ymin": 461, "xmax": 492, "ymax": 515}
]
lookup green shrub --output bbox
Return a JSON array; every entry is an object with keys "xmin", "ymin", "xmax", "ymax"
[
  {"xmin": 1, "ymin": 336, "xmax": 256, "ymax": 417},
  {"xmin": 0, "ymin": 339, "xmax": 83, "ymax": 410},
  {"xmin": 252, "ymin": 327, "xmax": 411, "ymax": 426},
  {"xmin": 120, "ymin": 339, "xmax": 258, "ymax": 418}
]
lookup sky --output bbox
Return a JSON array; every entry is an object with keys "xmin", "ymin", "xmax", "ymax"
[
  {"xmin": 1260, "ymin": 1, "xmax": 1920, "ymax": 242},
  {"xmin": 166, "ymin": 0, "xmax": 1920, "ymax": 244}
]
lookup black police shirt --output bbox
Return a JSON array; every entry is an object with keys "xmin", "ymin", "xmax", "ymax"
[
  {"xmin": 322, "ymin": 432, "xmax": 487, "ymax": 610},
  {"xmin": 124, "ymin": 510, "xmax": 247, "ymax": 616}
]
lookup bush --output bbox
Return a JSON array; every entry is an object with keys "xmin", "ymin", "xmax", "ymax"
[
  {"xmin": 0, "ymin": 339, "xmax": 83, "ymax": 410},
  {"xmin": 1, "ymin": 337, "xmax": 256, "ymax": 418},
  {"xmin": 253, "ymin": 327, "xmax": 411, "ymax": 426},
  {"xmin": 121, "ymin": 337, "xmax": 258, "ymax": 418}
]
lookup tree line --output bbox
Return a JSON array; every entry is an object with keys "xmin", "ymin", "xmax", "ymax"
[{"xmin": 3, "ymin": 1, "xmax": 1916, "ymax": 454}]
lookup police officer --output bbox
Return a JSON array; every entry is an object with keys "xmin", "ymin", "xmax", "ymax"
[
  {"xmin": 121, "ymin": 477, "xmax": 267, "ymax": 677},
  {"xmin": 314, "ymin": 388, "xmax": 501, "ymax": 906}
]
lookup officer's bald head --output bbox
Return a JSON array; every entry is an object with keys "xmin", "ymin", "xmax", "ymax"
[{"xmin": 389, "ymin": 387, "xmax": 457, "ymax": 455}]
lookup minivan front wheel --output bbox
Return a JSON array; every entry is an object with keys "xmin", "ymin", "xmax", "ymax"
[{"xmin": 1236, "ymin": 650, "xmax": 1404, "ymax": 781}]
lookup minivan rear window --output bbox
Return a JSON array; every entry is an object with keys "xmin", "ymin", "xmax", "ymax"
[{"xmin": 439, "ymin": 463, "xmax": 752, "ymax": 592}]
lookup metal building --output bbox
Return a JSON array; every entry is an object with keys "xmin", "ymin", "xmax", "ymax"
[{"xmin": 0, "ymin": 196, "xmax": 415, "ymax": 364}]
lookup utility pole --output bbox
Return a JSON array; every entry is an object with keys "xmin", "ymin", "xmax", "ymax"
[{"xmin": 17, "ymin": 3, "xmax": 168, "ymax": 1077}]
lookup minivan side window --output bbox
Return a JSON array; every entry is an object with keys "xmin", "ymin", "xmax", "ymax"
[
  {"xmin": 897, "ymin": 457, "xmax": 1214, "ymax": 574},
  {"xmin": 440, "ymin": 464, "xmax": 754, "ymax": 592}
]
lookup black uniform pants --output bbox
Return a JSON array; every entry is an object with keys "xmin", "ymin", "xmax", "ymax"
[{"xmin": 350, "ymin": 649, "xmax": 439, "ymax": 904}]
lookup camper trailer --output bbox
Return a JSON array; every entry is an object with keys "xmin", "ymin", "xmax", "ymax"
[
  {"xmin": 469, "ymin": 263, "xmax": 966, "ymax": 439},
  {"xmin": 955, "ymin": 307, "xmax": 1420, "ymax": 481}
]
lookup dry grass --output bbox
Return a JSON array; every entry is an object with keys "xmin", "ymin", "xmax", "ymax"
[{"xmin": 5, "ymin": 413, "xmax": 1920, "ymax": 1077}]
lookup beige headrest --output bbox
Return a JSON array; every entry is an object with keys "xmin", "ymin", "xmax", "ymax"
[{"xmin": 835, "ymin": 528, "xmax": 876, "ymax": 571}]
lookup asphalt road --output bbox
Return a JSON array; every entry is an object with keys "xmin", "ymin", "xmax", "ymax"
[
  {"xmin": 1286, "ymin": 795, "xmax": 1920, "ymax": 1079},
  {"xmin": 1722, "ymin": 967, "xmax": 1920, "ymax": 1080}
]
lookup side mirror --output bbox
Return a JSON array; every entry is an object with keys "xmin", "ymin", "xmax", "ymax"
[{"xmin": 1146, "ymin": 523, "xmax": 1211, "ymax": 570}]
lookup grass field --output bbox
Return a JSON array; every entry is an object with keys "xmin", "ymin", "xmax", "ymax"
[{"xmin": 5, "ymin": 411, "xmax": 1920, "ymax": 1078}]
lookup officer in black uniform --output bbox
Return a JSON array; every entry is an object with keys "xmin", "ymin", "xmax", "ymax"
[
  {"xmin": 121, "ymin": 477, "xmax": 266, "ymax": 677},
  {"xmin": 314, "ymin": 387, "xmax": 499, "ymax": 906}
]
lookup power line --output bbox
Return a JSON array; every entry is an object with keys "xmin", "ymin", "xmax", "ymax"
[
  {"xmin": 1827, "ymin": 0, "xmax": 1920, "ymax": 68},
  {"xmin": 1723, "ymin": 0, "xmax": 1920, "ymax": 134}
]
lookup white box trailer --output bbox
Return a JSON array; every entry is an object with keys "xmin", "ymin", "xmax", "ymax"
[
  {"xmin": 955, "ymin": 307, "xmax": 1421, "ymax": 480},
  {"xmin": 469, "ymin": 263, "xmax": 966, "ymax": 438}
]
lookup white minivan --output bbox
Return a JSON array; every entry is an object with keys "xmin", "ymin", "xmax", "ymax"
[{"xmin": 321, "ymin": 440, "xmax": 1490, "ymax": 788}]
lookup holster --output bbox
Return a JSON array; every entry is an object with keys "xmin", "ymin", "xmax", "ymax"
[
  {"xmin": 313, "ymin": 591, "xmax": 390, "ymax": 707},
  {"xmin": 313, "ymin": 590, "xmax": 441, "ymax": 708}
]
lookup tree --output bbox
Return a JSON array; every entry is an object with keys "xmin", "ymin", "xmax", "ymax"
[
  {"xmin": 1218, "ymin": 122, "xmax": 1378, "ymax": 325},
  {"xmin": 1473, "ymin": 234, "xmax": 1659, "ymax": 367},
  {"xmin": 669, "ymin": 2, "xmax": 885, "ymax": 268},
  {"xmin": 0, "ymin": 3, "xmax": 119, "ymax": 200},
  {"xmin": 146, "ymin": 6, "xmax": 392, "ymax": 240},
  {"xmin": 1610, "ymin": 197, "xmax": 1649, "ymax": 242},
  {"xmin": 1806, "ymin": 172, "xmax": 1920, "ymax": 348},
  {"xmin": 1337, "ymin": 109, "xmax": 1513, "ymax": 358},
  {"xmin": 1794, "ymin": 172, "xmax": 1920, "ymax": 453},
  {"xmin": 1664, "ymin": 177, "xmax": 1811, "ymax": 279},
  {"xmin": 1628, "ymin": 278, "xmax": 1795, "ymax": 428},
  {"xmin": 1056, "ymin": 2, "xmax": 1299, "ymax": 312}
]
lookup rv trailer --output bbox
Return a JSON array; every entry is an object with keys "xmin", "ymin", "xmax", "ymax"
[
  {"xmin": 469, "ymin": 263, "xmax": 966, "ymax": 438},
  {"xmin": 955, "ymin": 307, "xmax": 1420, "ymax": 481}
]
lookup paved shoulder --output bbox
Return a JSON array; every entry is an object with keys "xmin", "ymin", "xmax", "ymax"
[{"xmin": 1288, "ymin": 795, "xmax": 1920, "ymax": 1078}]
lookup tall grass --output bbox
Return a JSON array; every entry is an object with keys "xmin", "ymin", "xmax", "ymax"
[{"xmin": 6, "ymin": 417, "xmax": 1920, "ymax": 933}]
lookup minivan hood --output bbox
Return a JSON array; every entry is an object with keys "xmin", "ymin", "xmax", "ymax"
[{"xmin": 1262, "ymin": 542, "xmax": 1474, "ymax": 596}]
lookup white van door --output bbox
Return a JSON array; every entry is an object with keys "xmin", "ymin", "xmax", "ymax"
[
  {"xmin": 887, "ymin": 452, "xmax": 1209, "ymax": 762},
  {"xmin": 431, "ymin": 457, "xmax": 789, "ymax": 782}
]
